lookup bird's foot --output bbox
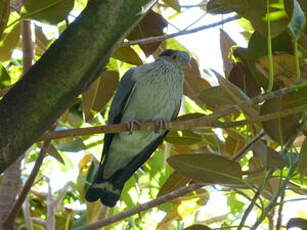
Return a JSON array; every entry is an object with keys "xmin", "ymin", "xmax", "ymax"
[
  {"xmin": 154, "ymin": 119, "xmax": 169, "ymax": 133},
  {"xmin": 125, "ymin": 120, "xmax": 141, "ymax": 135}
]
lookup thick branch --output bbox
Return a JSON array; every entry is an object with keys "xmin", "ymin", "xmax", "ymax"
[
  {"xmin": 74, "ymin": 183, "xmax": 204, "ymax": 230},
  {"xmin": 0, "ymin": 0, "xmax": 156, "ymax": 173}
]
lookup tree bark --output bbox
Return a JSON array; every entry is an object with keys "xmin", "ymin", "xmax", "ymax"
[{"xmin": 0, "ymin": 0, "xmax": 155, "ymax": 173}]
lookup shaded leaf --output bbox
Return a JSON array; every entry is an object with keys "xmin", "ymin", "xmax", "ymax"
[
  {"xmin": 221, "ymin": 129, "xmax": 246, "ymax": 157},
  {"xmin": 35, "ymin": 25, "xmax": 50, "ymax": 56},
  {"xmin": 56, "ymin": 138, "xmax": 86, "ymax": 152},
  {"xmin": 260, "ymin": 87, "xmax": 306, "ymax": 144},
  {"xmin": 298, "ymin": 138, "xmax": 307, "ymax": 182},
  {"xmin": 82, "ymin": 71, "xmax": 119, "ymax": 120},
  {"xmin": 46, "ymin": 144, "xmax": 65, "ymax": 164},
  {"xmin": 184, "ymin": 58, "xmax": 211, "ymax": 105},
  {"xmin": 162, "ymin": 0, "xmax": 181, "ymax": 12},
  {"xmin": 247, "ymin": 31, "xmax": 293, "ymax": 88},
  {"xmin": 177, "ymin": 113, "xmax": 205, "ymax": 121},
  {"xmin": 198, "ymin": 86, "xmax": 234, "ymax": 109},
  {"xmin": 127, "ymin": 10, "xmax": 167, "ymax": 56},
  {"xmin": 215, "ymin": 72, "xmax": 259, "ymax": 117},
  {"xmin": 22, "ymin": 0, "xmax": 74, "ymax": 24},
  {"xmin": 257, "ymin": 54, "xmax": 306, "ymax": 87},
  {"xmin": 208, "ymin": 0, "xmax": 289, "ymax": 37},
  {"xmin": 158, "ymin": 171, "xmax": 191, "ymax": 197},
  {"xmin": 0, "ymin": 63, "xmax": 11, "ymax": 89},
  {"xmin": 112, "ymin": 47, "xmax": 143, "ymax": 66},
  {"xmin": 184, "ymin": 224, "xmax": 212, "ymax": 230},
  {"xmin": 220, "ymin": 29, "xmax": 236, "ymax": 77},
  {"xmin": 168, "ymin": 153, "xmax": 243, "ymax": 184},
  {"xmin": 287, "ymin": 218, "xmax": 307, "ymax": 229},
  {"xmin": 166, "ymin": 38, "xmax": 189, "ymax": 53},
  {"xmin": 0, "ymin": 0, "xmax": 10, "ymax": 39},
  {"xmin": 228, "ymin": 63, "xmax": 261, "ymax": 98},
  {"xmin": 165, "ymin": 131, "xmax": 202, "ymax": 145},
  {"xmin": 92, "ymin": 71, "xmax": 119, "ymax": 111},
  {"xmin": 0, "ymin": 23, "xmax": 20, "ymax": 61}
]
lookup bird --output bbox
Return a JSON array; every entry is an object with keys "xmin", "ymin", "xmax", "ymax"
[{"xmin": 85, "ymin": 49, "xmax": 191, "ymax": 207}]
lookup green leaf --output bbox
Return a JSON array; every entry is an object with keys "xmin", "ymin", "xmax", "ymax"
[
  {"xmin": 56, "ymin": 138, "xmax": 86, "ymax": 152},
  {"xmin": 298, "ymin": 138, "xmax": 307, "ymax": 182},
  {"xmin": 0, "ymin": 63, "xmax": 10, "ymax": 89},
  {"xmin": 168, "ymin": 153, "xmax": 243, "ymax": 184},
  {"xmin": 0, "ymin": 23, "xmax": 20, "ymax": 61},
  {"xmin": 0, "ymin": 0, "xmax": 10, "ymax": 39},
  {"xmin": 227, "ymin": 192, "xmax": 244, "ymax": 213},
  {"xmin": 165, "ymin": 131, "xmax": 202, "ymax": 145},
  {"xmin": 21, "ymin": 0, "xmax": 74, "ymax": 24},
  {"xmin": 112, "ymin": 47, "xmax": 143, "ymax": 66},
  {"xmin": 287, "ymin": 0, "xmax": 306, "ymax": 38},
  {"xmin": 220, "ymin": 29, "xmax": 236, "ymax": 77},
  {"xmin": 287, "ymin": 218, "xmax": 307, "ymax": 229},
  {"xmin": 161, "ymin": 0, "xmax": 181, "ymax": 12},
  {"xmin": 208, "ymin": 0, "xmax": 289, "ymax": 37},
  {"xmin": 184, "ymin": 224, "xmax": 212, "ymax": 230},
  {"xmin": 158, "ymin": 171, "xmax": 190, "ymax": 197},
  {"xmin": 260, "ymin": 86, "xmax": 306, "ymax": 144}
]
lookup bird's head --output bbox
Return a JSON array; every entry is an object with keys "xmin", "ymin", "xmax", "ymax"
[{"xmin": 159, "ymin": 49, "xmax": 191, "ymax": 68}]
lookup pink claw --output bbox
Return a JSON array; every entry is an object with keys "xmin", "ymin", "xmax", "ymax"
[
  {"xmin": 125, "ymin": 120, "xmax": 141, "ymax": 134},
  {"xmin": 154, "ymin": 119, "xmax": 169, "ymax": 132}
]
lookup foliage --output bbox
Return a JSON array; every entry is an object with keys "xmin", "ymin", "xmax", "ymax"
[{"xmin": 0, "ymin": 0, "xmax": 307, "ymax": 229}]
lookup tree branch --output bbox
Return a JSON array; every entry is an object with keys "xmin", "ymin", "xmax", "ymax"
[
  {"xmin": 2, "ymin": 141, "xmax": 50, "ymax": 228},
  {"xmin": 39, "ymin": 90, "xmax": 307, "ymax": 141},
  {"xmin": 0, "ymin": 0, "xmax": 156, "ymax": 173},
  {"xmin": 121, "ymin": 15, "xmax": 240, "ymax": 47},
  {"xmin": 74, "ymin": 183, "xmax": 204, "ymax": 230}
]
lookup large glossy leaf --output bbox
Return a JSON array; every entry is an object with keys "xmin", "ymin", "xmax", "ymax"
[
  {"xmin": 260, "ymin": 87, "xmax": 306, "ymax": 144},
  {"xmin": 22, "ymin": 0, "xmax": 74, "ymax": 24},
  {"xmin": 127, "ymin": 10, "xmax": 167, "ymax": 56},
  {"xmin": 168, "ymin": 153, "xmax": 243, "ymax": 184}
]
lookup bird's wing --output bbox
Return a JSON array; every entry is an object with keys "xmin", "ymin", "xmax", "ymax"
[
  {"xmin": 171, "ymin": 97, "xmax": 182, "ymax": 121},
  {"xmin": 101, "ymin": 68, "xmax": 136, "ymax": 162}
]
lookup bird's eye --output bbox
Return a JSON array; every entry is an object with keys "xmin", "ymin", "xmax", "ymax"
[{"xmin": 172, "ymin": 54, "xmax": 177, "ymax": 59}]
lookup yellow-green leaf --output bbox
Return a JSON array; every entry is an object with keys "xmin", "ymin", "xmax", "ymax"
[
  {"xmin": 168, "ymin": 153, "xmax": 243, "ymax": 184},
  {"xmin": 22, "ymin": 0, "xmax": 74, "ymax": 24},
  {"xmin": 112, "ymin": 47, "xmax": 143, "ymax": 66}
]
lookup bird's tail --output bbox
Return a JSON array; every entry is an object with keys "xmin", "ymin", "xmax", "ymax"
[{"xmin": 85, "ymin": 167, "xmax": 124, "ymax": 207}]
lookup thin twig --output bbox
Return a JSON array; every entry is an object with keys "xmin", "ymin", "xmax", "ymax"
[
  {"xmin": 121, "ymin": 15, "xmax": 240, "ymax": 47},
  {"xmin": 2, "ymin": 141, "xmax": 50, "ymax": 227},
  {"xmin": 46, "ymin": 177, "xmax": 55, "ymax": 230},
  {"xmin": 39, "ymin": 101, "xmax": 307, "ymax": 141},
  {"xmin": 232, "ymin": 131, "xmax": 265, "ymax": 161},
  {"xmin": 74, "ymin": 183, "xmax": 204, "ymax": 230},
  {"xmin": 238, "ymin": 170, "xmax": 274, "ymax": 230}
]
